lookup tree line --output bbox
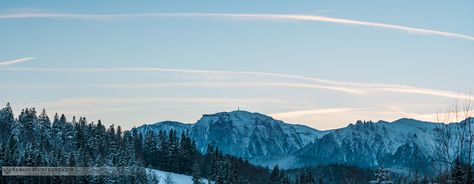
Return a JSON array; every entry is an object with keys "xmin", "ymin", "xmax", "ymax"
[
  {"xmin": 0, "ymin": 103, "xmax": 285, "ymax": 184},
  {"xmin": 2, "ymin": 102, "xmax": 471, "ymax": 183}
]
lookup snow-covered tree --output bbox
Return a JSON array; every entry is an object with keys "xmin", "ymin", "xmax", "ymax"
[
  {"xmin": 370, "ymin": 167, "xmax": 393, "ymax": 184},
  {"xmin": 143, "ymin": 130, "xmax": 158, "ymax": 167},
  {"xmin": 0, "ymin": 103, "xmax": 14, "ymax": 143},
  {"xmin": 192, "ymin": 162, "xmax": 204, "ymax": 184}
]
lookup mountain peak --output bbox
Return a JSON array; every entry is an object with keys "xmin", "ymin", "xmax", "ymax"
[
  {"xmin": 153, "ymin": 120, "xmax": 187, "ymax": 126},
  {"xmin": 199, "ymin": 110, "xmax": 276, "ymax": 125},
  {"xmin": 393, "ymin": 117, "xmax": 418, "ymax": 122},
  {"xmin": 204, "ymin": 110, "xmax": 270, "ymax": 118},
  {"xmin": 137, "ymin": 120, "xmax": 192, "ymax": 135},
  {"xmin": 391, "ymin": 118, "xmax": 435, "ymax": 126}
]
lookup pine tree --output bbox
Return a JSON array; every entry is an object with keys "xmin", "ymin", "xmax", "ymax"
[
  {"xmin": 168, "ymin": 129, "xmax": 179, "ymax": 172},
  {"xmin": 144, "ymin": 130, "xmax": 157, "ymax": 167},
  {"xmin": 0, "ymin": 102, "xmax": 14, "ymax": 144},
  {"xmin": 192, "ymin": 161, "xmax": 204, "ymax": 184},
  {"xmin": 6, "ymin": 134, "xmax": 19, "ymax": 166},
  {"xmin": 107, "ymin": 124, "xmax": 118, "ymax": 165},
  {"xmin": 95, "ymin": 120, "xmax": 107, "ymax": 166},
  {"xmin": 271, "ymin": 165, "xmax": 282, "ymax": 184},
  {"xmin": 38, "ymin": 109, "xmax": 53, "ymax": 152},
  {"xmin": 19, "ymin": 108, "xmax": 38, "ymax": 143},
  {"xmin": 297, "ymin": 170, "xmax": 315, "ymax": 184},
  {"xmin": 451, "ymin": 158, "xmax": 465, "ymax": 184},
  {"xmin": 68, "ymin": 152, "xmax": 76, "ymax": 166},
  {"xmin": 179, "ymin": 131, "xmax": 194, "ymax": 174},
  {"xmin": 75, "ymin": 117, "xmax": 88, "ymax": 166},
  {"xmin": 0, "ymin": 143, "xmax": 6, "ymax": 166},
  {"xmin": 228, "ymin": 161, "xmax": 240, "ymax": 184},
  {"xmin": 370, "ymin": 167, "xmax": 393, "ymax": 184},
  {"xmin": 158, "ymin": 130, "xmax": 169, "ymax": 170},
  {"xmin": 215, "ymin": 160, "xmax": 227, "ymax": 184}
]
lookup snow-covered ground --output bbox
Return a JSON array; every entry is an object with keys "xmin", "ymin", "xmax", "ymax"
[{"xmin": 146, "ymin": 169, "xmax": 211, "ymax": 184}]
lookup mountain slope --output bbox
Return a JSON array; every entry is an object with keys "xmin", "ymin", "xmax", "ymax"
[
  {"xmin": 136, "ymin": 121, "xmax": 192, "ymax": 135},
  {"xmin": 190, "ymin": 111, "xmax": 328, "ymax": 164},
  {"xmin": 134, "ymin": 111, "xmax": 473, "ymax": 174},
  {"xmin": 134, "ymin": 110, "xmax": 328, "ymax": 164},
  {"xmin": 289, "ymin": 118, "xmax": 447, "ymax": 173}
]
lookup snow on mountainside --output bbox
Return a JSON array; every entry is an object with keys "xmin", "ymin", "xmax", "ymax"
[
  {"xmin": 288, "ymin": 118, "xmax": 452, "ymax": 173},
  {"xmin": 190, "ymin": 111, "xmax": 328, "ymax": 164},
  {"xmin": 134, "ymin": 111, "xmax": 473, "ymax": 174},
  {"xmin": 134, "ymin": 110, "xmax": 328, "ymax": 164},
  {"xmin": 136, "ymin": 121, "xmax": 192, "ymax": 135}
]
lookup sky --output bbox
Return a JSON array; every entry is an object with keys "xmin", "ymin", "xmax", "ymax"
[{"xmin": 0, "ymin": 0, "xmax": 473, "ymax": 130}]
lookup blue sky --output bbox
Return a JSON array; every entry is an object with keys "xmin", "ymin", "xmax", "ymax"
[{"xmin": 0, "ymin": 1, "xmax": 473, "ymax": 130}]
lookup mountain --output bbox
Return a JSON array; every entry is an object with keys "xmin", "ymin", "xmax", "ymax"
[
  {"xmin": 287, "ymin": 119, "xmax": 439, "ymax": 173},
  {"xmin": 134, "ymin": 111, "xmax": 473, "ymax": 175},
  {"xmin": 190, "ymin": 111, "xmax": 328, "ymax": 164},
  {"xmin": 135, "ymin": 110, "xmax": 328, "ymax": 164},
  {"xmin": 135, "ymin": 121, "xmax": 192, "ymax": 135}
]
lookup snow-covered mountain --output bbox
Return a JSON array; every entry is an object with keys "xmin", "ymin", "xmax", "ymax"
[
  {"xmin": 135, "ymin": 121, "xmax": 192, "ymax": 135},
  {"xmin": 134, "ymin": 111, "xmax": 473, "ymax": 173},
  {"xmin": 287, "ymin": 119, "xmax": 439, "ymax": 172},
  {"xmin": 190, "ymin": 111, "xmax": 328, "ymax": 164},
  {"xmin": 135, "ymin": 110, "xmax": 328, "ymax": 164}
]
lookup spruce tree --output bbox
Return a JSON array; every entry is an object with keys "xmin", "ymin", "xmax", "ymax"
[
  {"xmin": 144, "ymin": 130, "xmax": 157, "ymax": 167},
  {"xmin": 370, "ymin": 167, "xmax": 393, "ymax": 184},
  {"xmin": 271, "ymin": 165, "xmax": 281, "ymax": 184},
  {"xmin": 168, "ymin": 129, "xmax": 179, "ymax": 172},
  {"xmin": 451, "ymin": 158, "xmax": 465, "ymax": 184},
  {"xmin": 192, "ymin": 161, "xmax": 204, "ymax": 184},
  {"xmin": 6, "ymin": 134, "xmax": 19, "ymax": 166},
  {"xmin": 0, "ymin": 102, "xmax": 14, "ymax": 143}
]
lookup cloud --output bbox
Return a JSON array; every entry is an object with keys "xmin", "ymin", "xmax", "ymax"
[
  {"xmin": 1, "ymin": 67, "xmax": 471, "ymax": 100},
  {"xmin": 0, "ymin": 11, "xmax": 473, "ymax": 41},
  {"xmin": 271, "ymin": 108, "xmax": 359, "ymax": 119},
  {"xmin": 30, "ymin": 96, "xmax": 310, "ymax": 111},
  {"xmin": 269, "ymin": 106, "xmax": 446, "ymax": 130},
  {"xmin": 16, "ymin": 96, "xmax": 307, "ymax": 117},
  {"xmin": 0, "ymin": 57, "xmax": 34, "ymax": 67}
]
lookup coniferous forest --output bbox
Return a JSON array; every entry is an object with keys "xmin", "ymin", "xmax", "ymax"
[
  {"xmin": 1, "ymin": 102, "xmax": 471, "ymax": 184},
  {"xmin": 0, "ymin": 103, "xmax": 383, "ymax": 184},
  {"xmin": 0, "ymin": 103, "xmax": 282, "ymax": 184}
]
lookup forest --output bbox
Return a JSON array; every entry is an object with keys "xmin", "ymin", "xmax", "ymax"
[
  {"xmin": 0, "ymin": 103, "xmax": 472, "ymax": 184},
  {"xmin": 0, "ymin": 103, "xmax": 280, "ymax": 183}
]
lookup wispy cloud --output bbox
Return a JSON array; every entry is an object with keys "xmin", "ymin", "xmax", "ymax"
[
  {"xmin": 0, "ymin": 57, "xmax": 34, "ymax": 67},
  {"xmin": 38, "ymin": 96, "xmax": 292, "ymax": 107},
  {"xmin": 271, "ymin": 108, "xmax": 359, "ymax": 119},
  {"xmin": 19, "ymin": 96, "xmax": 307, "ymax": 116},
  {"xmin": 269, "ymin": 106, "xmax": 445, "ymax": 130},
  {"xmin": 1, "ymin": 67, "xmax": 471, "ymax": 100},
  {"xmin": 0, "ymin": 11, "xmax": 473, "ymax": 41},
  {"xmin": 0, "ymin": 81, "xmax": 362, "ymax": 96}
]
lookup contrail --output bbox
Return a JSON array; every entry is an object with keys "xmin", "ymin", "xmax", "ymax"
[
  {"xmin": 0, "ymin": 12, "xmax": 473, "ymax": 41},
  {"xmin": 1, "ymin": 67, "xmax": 471, "ymax": 100},
  {"xmin": 0, "ymin": 57, "xmax": 35, "ymax": 67}
]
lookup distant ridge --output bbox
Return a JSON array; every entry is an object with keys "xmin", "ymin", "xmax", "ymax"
[{"xmin": 133, "ymin": 110, "xmax": 473, "ymax": 175}]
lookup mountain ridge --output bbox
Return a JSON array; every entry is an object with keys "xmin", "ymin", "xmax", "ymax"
[{"xmin": 133, "ymin": 110, "xmax": 473, "ymax": 174}]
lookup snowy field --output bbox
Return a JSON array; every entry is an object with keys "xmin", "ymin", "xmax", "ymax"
[{"xmin": 146, "ymin": 169, "xmax": 212, "ymax": 184}]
